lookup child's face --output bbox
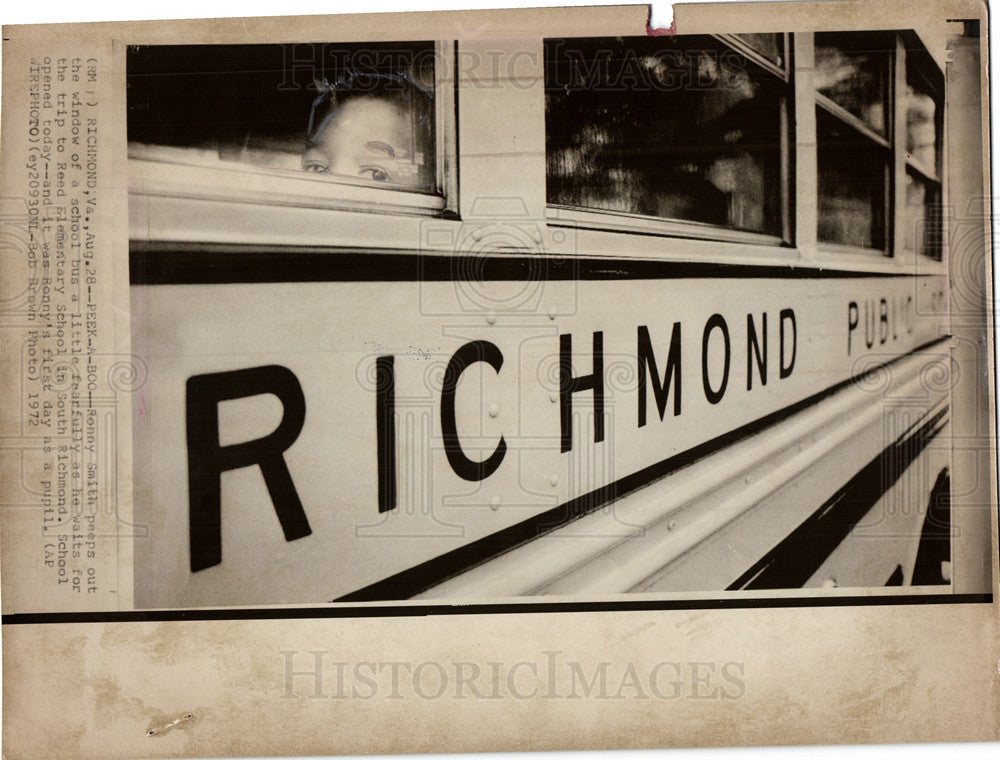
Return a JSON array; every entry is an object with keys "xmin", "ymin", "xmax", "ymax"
[{"xmin": 302, "ymin": 96, "xmax": 427, "ymax": 189}]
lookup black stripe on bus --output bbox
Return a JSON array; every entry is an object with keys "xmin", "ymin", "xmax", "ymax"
[
  {"xmin": 335, "ymin": 339, "xmax": 949, "ymax": 603},
  {"xmin": 2, "ymin": 592, "xmax": 991, "ymax": 626},
  {"xmin": 129, "ymin": 245, "xmax": 937, "ymax": 284},
  {"xmin": 728, "ymin": 406, "xmax": 949, "ymax": 591}
]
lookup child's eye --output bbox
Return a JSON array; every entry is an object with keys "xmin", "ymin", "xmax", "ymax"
[
  {"xmin": 302, "ymin": 160, "xmax": 330, "ymax": 174},
  {"xmin": 359, "ymin": 165, "xmax": 389, "ymax": 181}
]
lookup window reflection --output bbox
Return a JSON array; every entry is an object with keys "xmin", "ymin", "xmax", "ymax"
[
  {"xmin": 735, "ymin": 33, "xmax": 784, "ymax": 66},
  {"xmin": 903, "ymin": 173, "xmax": 926, "ymax": 254},
  {"xmin": 545, "ymin": 36, "xmax": 783, "ymax": 235},
  {"xmin": 904, "ymin": 172, "xmax": 941, "ymax": 259},
  {"xmin": 815, "ymin": 34, "xmax": 888, "ymax": 135},
  {"xmin": 816, "ymin": 111, "xmax": 886, "ymax": 250},
  {"xmin": 906, "ymin": 76, "xmax": 938, "ymax": 172}
]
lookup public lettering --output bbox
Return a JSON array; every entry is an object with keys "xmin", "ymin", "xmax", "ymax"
[{"xmin": 846, "ymin": 296, "xmax": 915, "ymax": 355}]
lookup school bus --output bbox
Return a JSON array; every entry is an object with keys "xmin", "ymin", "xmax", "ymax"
[{"xmin": 126, "ymin": 25, "xmax": 992, "ymax": 608}]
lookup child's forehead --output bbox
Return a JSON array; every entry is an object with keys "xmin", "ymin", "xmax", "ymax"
[
  {"xmin": 311, "ymin": 98, "xmax": 411, "ymax": 150},
  {"xmin": 325, "ymin": 98, "xmax": 409, "ymax": 128}
]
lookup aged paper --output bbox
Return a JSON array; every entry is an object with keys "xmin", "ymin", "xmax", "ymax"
[{"xmin": 1, "ymin": 1, "xmax": 997, "ymax": 758}]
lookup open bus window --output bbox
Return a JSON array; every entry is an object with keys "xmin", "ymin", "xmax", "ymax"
[
  {"xmin": 543, "ymin": 36, "xmax": 786, "ymax": 236},
  {"xmin": 127, "ymin": 43, "xmax": 437, "ymax": 193}
]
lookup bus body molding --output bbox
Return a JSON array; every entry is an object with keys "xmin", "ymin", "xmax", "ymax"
[
  {"xmin": 186, "ymin": 365, "xmax": 311, "ymax": 572},
  {"xmin": 440, "ymin": 340, "xmax": 507, "ymax": 481}
]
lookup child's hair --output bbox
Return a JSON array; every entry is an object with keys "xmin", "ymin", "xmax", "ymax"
[{"xmin": 306, "ymin": 68, "xmax": 433, "ymax": 147}]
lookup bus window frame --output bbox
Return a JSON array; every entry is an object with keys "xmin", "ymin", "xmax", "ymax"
[
  {"xmin": 540, "ymin": 30, "xmax": 945, "ymax": 276},
  {"xmin": 128, "ymin": 40, "xmax": 457, "ymax": 226},
  {"xmin": 896, "ymin": 35, "xmax": 945, "ymax": 262},
  {"xmin": 128, "ymin": 32, "xmax": 946, "ymax": 277},
  {"xmin": 542, "ymin": 33, "xmax": 795, "ymax": 246}
]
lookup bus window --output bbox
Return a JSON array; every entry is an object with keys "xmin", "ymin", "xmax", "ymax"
[
  {"xmin": 902, "ymin": 50, "xmax": 944, "ymax": 260},
  {"xmin": 814, "ymin": 33, "xmax": 892, "ymax": 253},
  {"xmin": 734, "ymin": 33, "xmax": 785, "ymax": 66},
  {"xmin": 543, "ymin": 35, "xmax": 787, "ymax": 237},
  {"xmin": 816, "ymin": 107, "xmax": 888, "ymax": 250},
  {"xmin": 127, "ymin": 42, "xmax": 438, "ymax": 194},
  {"xmin": 812, "ymin": 32, "xmax": 943, "ymax": 259},
  {"xmin": 814, "ymin": 33, "xmax": 889, "ymax": 136},
  {"xmin": 905, "ymin": 72, "xmax": 938, "ymax": 170}
]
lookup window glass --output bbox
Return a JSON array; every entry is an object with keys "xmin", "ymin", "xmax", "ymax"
[
  {"xmin": 904, "ymin": 171, "xmax": 942, "ymax": 260},
  {"xmin": 544, "ymin": 36, "xmax": 784, "ymax": 235},
  {"xmin": 906, "ymin": 72, "xmax": 938, "ymax": 172},
  {"xmin": 816, "ymin": 111, "xmax": 886, "ymax": 250},
  {"xmin": 735, "ymin": 33, "xmax": 784, "ymax": 66},
  {"xmin": 903, "ymin": 172, "xmax": 926, "ymax": 254},
  {"xmin": 815, "ymin": 33, "xmax": 889, "ymax": 135},
  {"xmin": 127, "ymin": 43, "xmax": 437, "ymax": 193}
]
